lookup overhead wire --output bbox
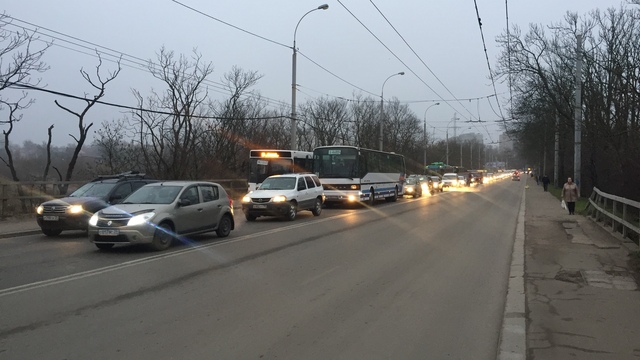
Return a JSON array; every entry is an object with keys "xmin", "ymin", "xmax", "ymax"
[
  {"xmin": 0, "ymin": 15, "xmax": 291, "ymax": 110},
  {"xmin": 9, "ymin": 82, "xmax": 288, "ymax": 121},
  {"xmin": 368, "ymin": 0, "xmax": 480, "ymax": 122},
  {"xmin": 336, "ymin": 0, "xmax": 478, "ymax": 123},
  {"xmin": 473, "ymin": 0, "xmax": 509, "ymax": 143}
]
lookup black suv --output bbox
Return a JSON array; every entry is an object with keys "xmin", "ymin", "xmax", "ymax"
[{"xmin": 36, "ymin": 172, "xmax": 155, "ymax": 236}]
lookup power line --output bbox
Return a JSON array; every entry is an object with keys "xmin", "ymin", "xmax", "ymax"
[
  {"xmin": 171, "ymin": 0, "xmax": 290, "ymax": 49},
  {"xmin": 10, "ymin": 82, "xmax": 288, "ymax": 121},
  {"xmin": 336, "ymin": 0, "xmax": 478, "ymax": 123},
  {"xmin": 472, "ymin": 0, "xmax": 506, "ymax": 143},
  {"xmin": 368, "ymin": 0, "xmax": 480, "ymax": 122},
  {"xmin": 0, "ymin": 15, "xmax": 291, "ymax": 110}
]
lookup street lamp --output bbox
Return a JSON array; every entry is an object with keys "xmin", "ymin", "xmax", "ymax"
[
  {"xmin": 379, "ymin": 71, "xmax": 405, "ymax": 151},
  {"xmin": 291, "ymin": 4, "xmax": 329, "ymax": 151},
  {"xmin": 423, "ymin": 102, "xmax": 440, "ymax": 174}
]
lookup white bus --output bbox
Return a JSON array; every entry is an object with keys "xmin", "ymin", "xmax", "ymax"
[
  {"xmin": 248, "ymin": 149, "xmax": 313, "ymax": 191},
  {"xmin": 312, "ymin": 146, "xmax": 406, "ymax": 205}
]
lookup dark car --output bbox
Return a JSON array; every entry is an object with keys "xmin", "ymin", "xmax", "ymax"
[{"xmin": 36, "ymin": 172, "xmax": 155, "ymax": 236}]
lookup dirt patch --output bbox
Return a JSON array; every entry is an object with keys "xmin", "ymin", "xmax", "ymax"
[{"xmin": 554, "ymin": 270, "xmax": 584, "ymax": 285}]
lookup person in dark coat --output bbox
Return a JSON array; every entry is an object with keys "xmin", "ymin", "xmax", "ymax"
[{"xmin": 541, "ymin": 175, "xmax": 550, "ymax": 191}]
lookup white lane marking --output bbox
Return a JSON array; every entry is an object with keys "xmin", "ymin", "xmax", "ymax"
[{"xmin": 1, "ymin": 203, "xmax": 407, "ymax": 298}]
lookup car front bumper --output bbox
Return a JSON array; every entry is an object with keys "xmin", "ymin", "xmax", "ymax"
[
  {"xmin": 37, "ymin": 213, "xmax": 90, "ymax": 231},
  {"xmin": 88, "ymin": 223, "xmax": 156, "ymax": 245},
  {"xmin": 242, "ymin": 202, "xmax": 292, "ymax": 217}
]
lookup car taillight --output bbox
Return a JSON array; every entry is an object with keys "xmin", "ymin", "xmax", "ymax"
[{"xmin": 229, "ymin": 198, "xmax": 233, "ymax": 207}]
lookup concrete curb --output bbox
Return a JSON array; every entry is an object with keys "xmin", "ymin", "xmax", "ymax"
[
  {"xmin": 497, "ymin": 183, "xmax": 527, "ymax": 360},
  {"xmin": 0, "ymin": 229, "xmax": 42, "ymax": 239}
]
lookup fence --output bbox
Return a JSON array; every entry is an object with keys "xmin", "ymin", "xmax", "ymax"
[
  {"xmin": 585, "ymin": 186, "xmax": 640, "ymax": 245},
  {"xmin": 0, "ymin": 179, "xmax": 248, "ymax": 218}
]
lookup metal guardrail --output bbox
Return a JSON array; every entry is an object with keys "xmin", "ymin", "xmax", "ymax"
[
  {"xmin": 0, "ymin": 179, "xmax": 248, "ymax": 218},
  {"xmin": 585, "ymin": 186, "xmax": 640, "ymax": 245}
]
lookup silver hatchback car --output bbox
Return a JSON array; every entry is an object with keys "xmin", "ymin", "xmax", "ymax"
[{"xmin": 88, "ymin": 181, "xmax": 235, "ymax": 251}]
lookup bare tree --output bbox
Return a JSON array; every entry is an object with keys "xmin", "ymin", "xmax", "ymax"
[
  {"xmin": 495, "ymin": 6, "xmax": 640, "ymax": 200},
  {"xmin": 92, "ymin": 118, "xmax": 140, "ymax": 174},
  {"xmin": 207, "ymin": 66, "xmax": 264, "ymax": 176},
  {"xmin": 0, "ymin": 14, "xmax": 50, "ymax": 92},
  {"xmin": 53, "ymin": 53, "xmax": 121, "ymax": 193},
  {"xmin": 132, "ymin": 47, "xmax": 213, "ymax": 180},
  {"xmin": 299, "ymin": 96, "xmax": 350, "ymax": 149}
]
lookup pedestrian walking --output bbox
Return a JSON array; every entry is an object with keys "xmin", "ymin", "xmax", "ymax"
[
  {"xmin": 535, "ymin": 174, "xmax": 539, "ymax": 185},
  {"xmin": 561, "ymin": 177, "xmax": 580, "ymax": 215},
  {"xmin": 541, "ymin": 174, "xmax": 550, "ymax": 191}
]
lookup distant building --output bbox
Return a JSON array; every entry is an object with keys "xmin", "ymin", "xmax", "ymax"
[
  {"xmin": 453, "ymin": 133, "xmax": 483, "ymax": 143},
  {"xmin": 499, "ymin": 133, "xmax": 514, "ymax": 152}
]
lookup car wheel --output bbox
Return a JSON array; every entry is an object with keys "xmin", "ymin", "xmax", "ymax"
[
  {"xmin": 216, "ymin": 214, "xmax": 232, "ymax": 237},
  {"xmin": 285, "ymin": 202, "xmax": 297, "ymax": 221},
  {"xmin": 150, "ymin": 222, "xmax": 173, "ymax": 251},
  {"xmin": 245, "ymin": 213, "xmax": 257, "ymax": 221},
  {"xmin": 368, "ymin": 189, "xmax": 375, "ymax": 206},
  {"xmin": 387, "ymin": 187, "xmax": 398, "ymax": 202},
  {"xmin": 95, "ymin": 243, "xmax": 114, "ymax": 250},
  {"xmin": 311, "ymin": 198, "xmax": 322, "ymax": 216},
  {"xmin": 42, "ymin": 228, "xmax": 62, "ymax": 237}
]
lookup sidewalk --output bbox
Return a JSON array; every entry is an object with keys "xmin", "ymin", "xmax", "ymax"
[
  {"xmin": 524, "ymin": 179, "xmax": 640, "ymax": 359},
  {"xmin": 0, "ymin": 214, "xmax": 41, "ymax": 238}
]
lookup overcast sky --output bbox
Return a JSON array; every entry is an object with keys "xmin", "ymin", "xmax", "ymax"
[{"xmin": 1, "ymin": 0, "xmax": 630, "ymax": 147}]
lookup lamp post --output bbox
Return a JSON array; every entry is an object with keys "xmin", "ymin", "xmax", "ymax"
[
  {"xmin": 379, "ymin": 71, "xmax": 404, "ymax": 151},
  {"xmin": 291, "ymin": 4, "xmax": 329, "ymax": 150},
  {"xmin": 445, "ymin": 119, "xmax": 455, "ymax": 165},
  {"xmin": 423, "ymin": 102, "xmax": 440, "ymax": 174}
]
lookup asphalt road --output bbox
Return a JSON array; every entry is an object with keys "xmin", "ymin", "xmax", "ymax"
[{"xmin": 0, "ymin": 179, "xmax": 523, "ymax": 359}]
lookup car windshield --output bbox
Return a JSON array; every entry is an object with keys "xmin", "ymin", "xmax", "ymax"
[
  {"xmin": 443, "ymin": 175, "xmax": 457, "ymax": 180},
  {"xmin": 431, "ymin": 177, "xmax": 440, "ymax": 181},
  {"xmin": 122, "ymin": 185, "xmax": 181, "ymax": 204},
  {"xmin": 405, "ymin": 178, "xmax": 418, "ymax": 185},
  {"xmin": 69, "ymin": 182, "xmax": 116, "ymax": 197},
  {"xmin": 259, "ymin": 177, "xmax": 296, "ymax": 190}
]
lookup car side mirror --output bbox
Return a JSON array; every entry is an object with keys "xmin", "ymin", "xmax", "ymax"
[{"xmin": 179, "ymin": 199, "xmax": 191, "ymax": 207}]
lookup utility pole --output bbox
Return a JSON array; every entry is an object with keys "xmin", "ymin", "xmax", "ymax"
[{"xmin": 574, "ymin": 34, "xmax": 583, "ymax": 192}]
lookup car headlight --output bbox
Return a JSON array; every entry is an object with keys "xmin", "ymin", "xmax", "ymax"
[
  {"xmin": 242, "ymin": 195, "xmax": 251, "ymax": 203},
  {"xmin": 36, "ymin": 205, "xmax": 44, "ymax": 215},
  {"xmin": 406, "ymin": 187, "xmax": 413, "ymax": 193},
  {"xmin": 127, "ymin": 212, "xmax": 155, "ymax": 226},
  {"xmin": 68, "ymin": 205, "xmax": 83, "ymax": 214},
  {"xmin": 272, "ymin": 195, "xmax": 287, "ymax": 203},
  {"xmin": 89, "ymin": 213, "xmax": 99, "ymax": 226}
]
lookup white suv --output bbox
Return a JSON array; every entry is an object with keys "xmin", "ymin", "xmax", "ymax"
[
  {"xmin": 241, "ymin": 173, "xmax": 325, "ymax": 221},
  {"xmin": 441, "ymin": 173, "xmax": 459, "ymax": 189}
]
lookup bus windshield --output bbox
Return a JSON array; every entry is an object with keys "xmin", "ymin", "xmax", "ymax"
[
  {"xmin": 249, "ymin": 158, "xmax": 293, "ymax": 185},
  {"xmin": 313, "ymin": 147, "xmax": 359, "ymax": 178}
]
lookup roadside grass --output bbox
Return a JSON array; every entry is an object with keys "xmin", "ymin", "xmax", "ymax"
[{"xmin": 546, "ymin": 185, "xmax": 589, "ymax": 215}]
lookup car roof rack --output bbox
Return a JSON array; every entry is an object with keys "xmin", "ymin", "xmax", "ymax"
[{"xmin": 91, "ymin": 171, "xmax": 149, "ymax": 182}]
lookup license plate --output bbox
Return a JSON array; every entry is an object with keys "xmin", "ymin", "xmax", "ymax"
[
  {"xmin": 98, "ymin": 229, "xmax": 120, "ymax": 236},
  {"xmin": 43, "ymin": 216, "xmax": 59, "ymax": 221},
  {"xmin": 253, "ymin": 204, "xmax": 267, "ymax": 209}
]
